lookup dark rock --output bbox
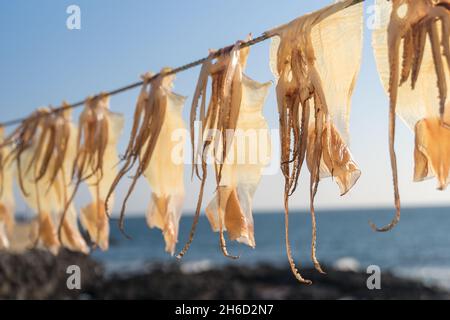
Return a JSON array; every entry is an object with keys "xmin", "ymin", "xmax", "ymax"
[
  {"xmin": 93, "ymin": 264, "xmax": 450, "ymax": 300},
  {"xmin": 0, "ymin": 249, "xmax": 103, "ymax": 299},
  {"xmin": 0, "ymin": 250, "xmax": 448, "ymax": 300}
]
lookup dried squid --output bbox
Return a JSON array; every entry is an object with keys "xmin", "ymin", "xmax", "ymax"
[
  {"xmin": 6, "ymin": 107, "xmax": 88, "ymax": 254},
  {"xmin": 70, "ymin": 95, "xmax": 124, "ymax": 251},
  {"xmin": 267, "ymin": 0, "xmax": 363, "ymax": 283},
  {"xmin": 204, "ymin": 75, "xmax": 272, "ymax": 250},
  {"xmin": 0, "ymin": 126, "xmax": 15, "ymax": 249},
  {"xmin": 143, "ymin": 72, "xmax": 187, "ymax": 255},
  {"xmin": 3, "ymin": 109, "xmax": 49, "ymax": 198},
  {"xmin": 177, "ymin": 38, "xmax": 257, "ymax": 259},
  {"xmin": 10, "ymin": 108, "xmax": 62, "ymax": 254},
  {"xmin": 372, "ymin": 0, "xmax": 450, "ymax": 231},
  {"xmin": 105, "ymin": 70, "xmax": 186, "ymax": 254},
  {"xmin": 50, "ymin": 108, "xmax": 89, "ymax": 254}
]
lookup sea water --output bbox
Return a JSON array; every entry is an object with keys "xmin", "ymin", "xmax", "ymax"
[{"xmin": 92, "ymin": 207, "xmax": 450, "ymax": 289}]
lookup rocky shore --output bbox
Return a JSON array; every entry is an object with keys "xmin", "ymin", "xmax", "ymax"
[{"xmin": 0, "ymin": 250, "xmax": 448, "ymax": 300}]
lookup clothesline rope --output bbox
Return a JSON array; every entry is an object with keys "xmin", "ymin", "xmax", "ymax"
[{"xmin": 0, "ymin": 0, "xmax": 365, "ymax": 128}]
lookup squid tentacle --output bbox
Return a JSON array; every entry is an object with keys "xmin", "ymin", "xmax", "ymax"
[
  {"xmin": 411, "ymin": 23, "xmax": 428, "ymax": 89},
  {"xmin": 177, "ymin": 147, "xmax": 209, "ymax": 259},
  {"xmin": 284, "ymin": 186, "xmax": 312, "ymax": 285},
  {"xmin": 309, "ymin": 93, "xmax": 326, "ymax": 275},
  {"xmin": 370, "ymin": 29, "xmax": 402, "ymax": 232},
  {"xmin": 428, "ymin": 20, "xmax": 449, "ymax": 126}
]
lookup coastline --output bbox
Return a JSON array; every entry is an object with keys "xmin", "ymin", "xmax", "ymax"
[{"xmin": 0, "ymin": 250, "xmax": 448, "ymax": 300}]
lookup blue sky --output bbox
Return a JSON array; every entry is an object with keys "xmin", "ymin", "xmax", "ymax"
[{"xmin": 1, "ymin": 0, "xmax": 449, "ymax": 216}]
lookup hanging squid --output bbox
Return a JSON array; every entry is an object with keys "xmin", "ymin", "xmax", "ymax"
[
  {"xmin": 106, "ymin": 69, "xmax": 186, "ymax": 255},
  {"xmin": 144, "ymin": 73, "xmax": 187, "ymax": 255},
  {"xmin": 8, "ymin": 108, "xmax": 61, "ymax": 254},
  {"xmin": 177, "ymin": 37, "xmax": 269, "ymax": 259},
  {"xmin": 3, "ymin": 109, "xmax": 48, "ymax": 199},
  {"xmin": 49, "ymin": 107, "xmax": 89, "ymax": 254},
  {"xmin": 267, "ymin": 0, "xmax": 363, "ymax": 283},
  {"xmin": 204, "ymin": 75, "xmax": 272, "ymax": 250},
  {"xmin": 0, "ymin": 126, "xmax": 15, "ymax": 250},
  {"xmin": 372, "ymin": 0, "xmax": 450, "ymax": 231},
  {"xmin": 5, "ymin": 107, "xmax": 89, "ymax": 254},
  {"xmin": 69, "ymin": 95, "xmax": 124, "ymax": 251}
]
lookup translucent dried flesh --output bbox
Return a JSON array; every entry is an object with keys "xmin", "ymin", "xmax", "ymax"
[
  {"xmin": 205, "ymin": 75, "xmax": 271, "ymax": 249},
  {"xmin": 306, "ymin": 124, "xmax": 361, "ymax": 196},
  {"xmin": 4, "ymin": 109, "xmax": 50, "ymax": 199},
  {"xmin": 373, "ymin": 0, "xmax": 450, "ymax": 230},
  {"xmin": 29, "ymin": 108, "xmax": 90, "ymax": 254},
  {"xmin": 81, "ymin": 111, "xmax": 123, "ymax": 251},
  {"xmin": 144, "ymin": 88, "xmax": 186, "ymax": 256},
  {"xmin": 17, "ymin": 112, "xmax": 62, "ymax": 254},
  {"xmin": 178, "ymin": 40, "xmax": 252, "ymax": 259},
  {"xmin": 106, "ymin": 70, "xmax": 176, "ymax": 239},
  {"xmin": 268, "ymin": 0, "xmax": 363, "ymax": 283},
  {"xmin": 414, "ymin": 118, "xmax": 450, "ymax": 189},
  {"xmin": 51, "ymin": 118, "xmax": 89, "ymax": 254},
  {"xmin": 0, "ymin": 127, "xmax": 15, "ymax": 250},
  {"xmin": 73, "ymin": 96, "xmax": 124, "ymax": 251},
  {"xmin": 10, "ymin": 109, "xmax": 89, "ymax": 254}
]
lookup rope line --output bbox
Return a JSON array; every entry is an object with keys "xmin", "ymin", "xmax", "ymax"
[{"xmin": 0, "ymin": 0, "xmax": 364, "ymax": 128}]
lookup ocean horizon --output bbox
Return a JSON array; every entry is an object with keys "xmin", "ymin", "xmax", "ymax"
[{"xmin": 30, "ymin": 206, "xmax": 447, "ymax": 290}]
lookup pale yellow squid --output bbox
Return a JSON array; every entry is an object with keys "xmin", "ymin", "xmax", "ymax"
[
  {"xmin": 69, "ymin": 95, "xmax": 124, "ymax": 251},
  {"xmin": 0, "ymin": 126, "xmax": 15, "ymax": 250},
  {"xmin": 177, "ymin": 37, "xmax": 274, "ymax": 259},
  {"xmin": 372, "ymin": 0, "xmax": 450, "ymax": 231},
  {"xmin": 106, "ymin": 69, "xmax": 186, "ymax": 255},
  {"xmin": 10, "ymin": 108, "xmax": 61, "ymax": 254},
  {"xmin": 50, "ymin": 107, "xmax": 89, "ymax": 254},
  {"xmin": 5, "ymin": 107, "xmax": 89, "ymax": 254},
  {"xmin": 204, "ymin": 75, "xmax": 272, "ymax": 250},
  {"xmin": 32, "ymin": 106, "xmax": 88, "ymax": 254},
  {"xmin": 143, "ymin": 72, "xmax": 187, "ymax": 255},
  {"xmin": 267, "ymin": 0, "xmax": 363, "ymax": 283}
]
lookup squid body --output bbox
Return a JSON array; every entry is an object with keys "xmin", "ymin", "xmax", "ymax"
[
  {"xmin": 205, "ymin": 75, "xmax": 272, "ymax": 249},
  {"xmin": 76, "ymin": 96, "xmax": 124, "ymax": 251},
  {"xmin": 373, "ymin": 0, "xmax": 450, "ymax": 230},
  {"xmin": 268, "ymin": 0, "xmax": 363, "ymax": 283},
  {"xmin": 0, "ymin": 127, "xmax": 15, "ymax": 250}
]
